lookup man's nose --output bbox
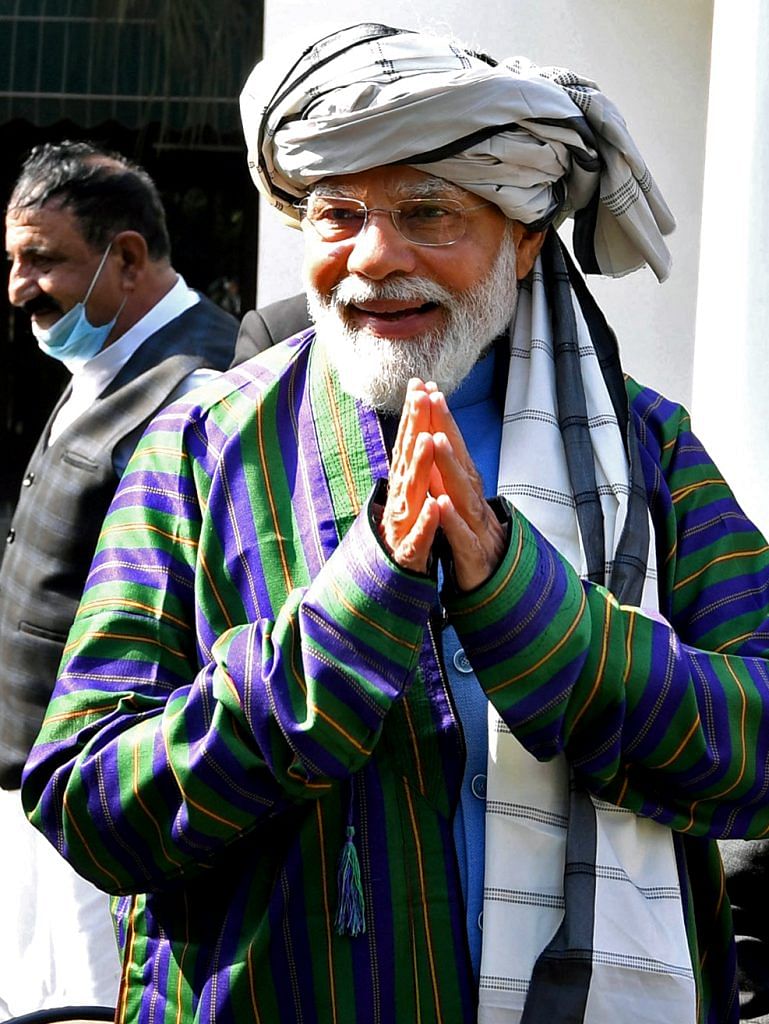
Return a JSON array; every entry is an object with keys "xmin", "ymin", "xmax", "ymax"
[
  {"xmin": 7, "ymin": 261, "xmax": 38, "ymax": 307},
  {"xmin": 345, "ymin": 211, "xmax": 418, "ymax": 280}
]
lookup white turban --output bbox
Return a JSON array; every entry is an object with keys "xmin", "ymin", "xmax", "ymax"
[{"xmin": 241, "ymin": 22, "xmax": 675, "ymax": 281}]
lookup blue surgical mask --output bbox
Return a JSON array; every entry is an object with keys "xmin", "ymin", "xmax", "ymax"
[{"xmin": 31, "ymin": 243, "xmax": 126, "ymax": 368}]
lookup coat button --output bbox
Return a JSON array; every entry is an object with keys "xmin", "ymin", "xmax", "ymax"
[
  {"xmin": 471, "ymin": 774, "xmax": 487, "ymax": 800},
  {"xmin": 453, "ymin": 648, "xmax": 473, "ymax": 673},
  {"xmin": 22, "ymin": 472, "xmax": 35, "ymax": 487}
]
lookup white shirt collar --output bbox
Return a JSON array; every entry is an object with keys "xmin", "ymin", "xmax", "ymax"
[{"xmin": 49, "ymin": 275, "xmax": 199, "ymax": 443}]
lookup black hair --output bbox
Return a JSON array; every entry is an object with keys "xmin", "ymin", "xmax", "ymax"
[{"xmin": 8, "ymin": 140, "xmax": 171, "ymax": 261}]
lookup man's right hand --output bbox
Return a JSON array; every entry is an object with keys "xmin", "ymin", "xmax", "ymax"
[{"xmin": 379, "ymin": 379, "xmax": 442, "ymax": 574}]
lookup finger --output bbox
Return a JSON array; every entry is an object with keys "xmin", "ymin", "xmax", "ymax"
[
  {"xmin": 437, "ymin": 493, "xmax": 505, "ymax": 590},
  {"xmin": 391, "ymin": 383, "xmax": 431, "ymax": 475},
  {"xmin": 382, "ymin": 431, "xmax": 436, "ymax": 550},
  {"xmin": 428, "ymin": 391, "xmax": 478, "ymax": 480},
  {"xmin": 432, "ymin": 431, "xmax": 487, "ymax": 527},
  {"xmin": 387, "ymin": 494, "xmax": 441, "ymax": 573},
  {"xmin": 428, "ymin": 461, "xmax": 446, "ymax": 497}
]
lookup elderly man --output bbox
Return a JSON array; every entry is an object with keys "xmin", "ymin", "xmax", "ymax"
[
  {"xmin": 21, "ymin": 25, "xmax": 769, "ymax": 1024},
  {"xmin": 1, "ymin": 141, "xmax": 239, "ymax": 1016}
]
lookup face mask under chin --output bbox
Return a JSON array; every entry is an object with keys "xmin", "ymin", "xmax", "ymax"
[{"xmin": 32, "ymin": 242, "xmax": 126, "ymax": 368}]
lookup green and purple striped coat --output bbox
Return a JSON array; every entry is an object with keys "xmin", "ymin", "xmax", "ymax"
[{"xmin": 22, "ymin": 331, "xmax": 769, "ymax": 1023}]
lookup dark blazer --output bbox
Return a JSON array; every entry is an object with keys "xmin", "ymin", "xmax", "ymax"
[
  {"xmin": 720, "ymin": 837, "xmax": 769, "ymax": 1023},
  {"xmin": 0, "ymin": 296, "xmax": 239, "ymax": 788},
  {"xmin": 230, "ymin": 293, "xmax": 310, "ymax": 366}
]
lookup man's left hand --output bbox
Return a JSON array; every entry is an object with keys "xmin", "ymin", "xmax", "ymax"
[{"xmin": 424, "ymin": 383, "xmax": 506, "ymax": 590}]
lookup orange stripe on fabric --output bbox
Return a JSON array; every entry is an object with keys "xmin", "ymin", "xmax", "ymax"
[
  {"xmin": 323, "ymin": 360, "xmax": 361, "ymax": 518},
  {"xmin": 670, "ymin": 479, "xmax": 726, "ymax": 504},
  {"xmin": 486, "ymin": 587, "xmax": 586, "ymax": 695},
  {"xmin": 255, "ymin": 399, "xmax": 294, "ymax": 597},
  {"xmin": 311, "ymin": 701, "xmax": 374, "ymax": 754},
  {"xmin": 289, "ymin": 364, "xmax": 326, "ymax": 570},
  {"xmin": 682, "ymin": 657, "xmax": 748, "ymax": 831},
  {"xmin": 162, "ymin": 722, "xmax": 243, "ymax": 830},
  {"xmin": 270, "ymin": 615, "xmax": 309, "ymax": 700},
  {"xmin": 42, "ymin": 699, "xmax": 125, "ymax": 726},
  {"xmin": 246, "ymin": 947, "xmax": 264, "ymax": 1024},
  {"xmin": 102, "ymin": 522, "xmax": 198, "ymax": 548},
  {"xmin": 62, "ymin": 788, "xmax": 123, "ymax": 889},
  {"xmin": 131, "ymin": 444, "xmax": 189, "ymax": 460},
  {"xmin": 663, "ymin": 536, "xmax": 678, "ymax": 569},
  {"xmin": 220, "ymin": 668, "xmax": 241, "ymax": 707},
  {"xmin": 402, "ymin": 698, "xmax": 427, "ymax": 796},
  {"xmin": 132, "ymin": 742, "xmax": 183, "ymax": 870},
  {"xmin": 403, "ymin": 782, "xmax": 443, "ymax": 1023},
  {"xmin": 315, "ymin": 801, "xmax": 338, "ymax": 1024},
  {"xmin": 175, "ymin": 892, "xmax": 190, "ymax": 1024},
  {"xmin": 77, "ymin": 597, "xmax": 191, "ymax": 631},
  {"xmin": 286, "ymin": 762, "xmax": 332, "ymax": 791},
  {"xmin": 673, "ymin": 546, "xmax": 769, "ymax": 592},
  {"xmin": 715, "ymin": 630, "xmax": 762, "ymax": 654},
  {"xmin": 329, "ymin": 576, "xmax": 415, "ymax": 651},
  {"xmin": 571, "ymin": 599, "xmax": 612, "ymax": 730},
  {"xmin": 622, "ymin": 610, "xmax": 636, "ymax": 685},
  {"xmin": 63, "ymin": 629, "xmax": 188, "ymax": 661},
  {"xmin": 116, "ymin": 895, "xmax": 138, "ymax": 1024},
  {"xmin": 198, "ymin": 549, "xmax": 235, "ymax": 631},
  {"xmin": 654, "ymin": 713, "xmax": 702, "ymax": 770}
]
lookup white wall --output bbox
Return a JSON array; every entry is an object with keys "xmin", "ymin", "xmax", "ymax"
[
  {"xmin": 692, "ymin": 0, "xmax": 769, "ymax": 532},
  {"xmin": 256, "ymin": 0, "xmax": 714, "ymax": 407}
]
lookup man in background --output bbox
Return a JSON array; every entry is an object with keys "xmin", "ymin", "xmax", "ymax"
[
  {"xmin": 0, "ymin": 141, "xmax": 239, "ymax": 1017},
  {"xmin": 231, "ymin": 291, "xmax": 309, "ymax": 363}
]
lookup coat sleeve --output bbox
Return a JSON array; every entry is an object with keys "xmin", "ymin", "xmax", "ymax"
[
  {"xmin": 445, "ymin": 394, "xmax": 769, "ymax": 839},
  {"xmin": 20, "ymin": 393, "xmax": 434, "ymax": 895}
]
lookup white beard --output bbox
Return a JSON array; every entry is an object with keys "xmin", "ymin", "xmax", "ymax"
[{"xmin": 306, "ymin": 226, "xmax": 520, "ymax": 414}]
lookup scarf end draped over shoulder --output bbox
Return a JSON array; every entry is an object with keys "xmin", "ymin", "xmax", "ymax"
[{"xmin": 240, "ymin": 22, "xmax": 675, "ymax": 282}]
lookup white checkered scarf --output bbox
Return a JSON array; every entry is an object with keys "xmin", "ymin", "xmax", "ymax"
[
  {"xmin": 240, "ymin": 22, "xmax": 675, "ymax": 281},
  {"xmin": 479, "ymin": 241, "xmax": 695, "ymax": 1023}
]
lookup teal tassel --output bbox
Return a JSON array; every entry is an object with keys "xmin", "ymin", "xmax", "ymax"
[{"xmin": 334, "ymin": 824, "xmax": 366, "ymax": 936}]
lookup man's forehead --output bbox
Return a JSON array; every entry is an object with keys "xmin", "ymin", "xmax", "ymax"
[
  {"xmin": 5, "ymin": 201, "xmax": 86, "ymax": 252},
  {"xmin": 315, "ymin": 166, "xmax": 466, "ymax": 200}
]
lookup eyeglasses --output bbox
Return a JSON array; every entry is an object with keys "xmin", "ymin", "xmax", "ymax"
[{"xmin": 295, "ymin": 195, "xmax": 490, "ymax": 247}]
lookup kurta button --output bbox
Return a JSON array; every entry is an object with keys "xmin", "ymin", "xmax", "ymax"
[
  {"xmin": 471, "ymin": 774, "xmax": 487, "ymax": 800},
  {"xmin": 22, "ymin": 472, "xmax": 35, "ymax": 487},
  {"xmin": 453, "ymin": 648, "xmax": 473, "ymax": 673},
  {"xmin": 6, "ymin": 528, "xmax": 15, "ymax": 544}
]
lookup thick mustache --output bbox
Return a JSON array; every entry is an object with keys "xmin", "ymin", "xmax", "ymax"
[
  {"xmin": 331, "ymin": 276, "xmax": 452, "ymax": 307},
  {"xmin": 23, "ymin": 294, "xmax": 62, "ymax": 317}
]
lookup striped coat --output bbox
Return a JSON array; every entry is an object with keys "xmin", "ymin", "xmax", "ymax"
[{"xmin": 22, "ymin": 331, "xmax": 769, "ymax": 1023}]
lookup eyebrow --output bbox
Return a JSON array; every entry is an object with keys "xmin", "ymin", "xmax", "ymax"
[
  {"xmin": 400, "ymin": 177, "xmax": 465, "ymax": 200},
  {"xmin": 311, "ymin": 175, "xmax": 467, "ymax": 202},
  {"xmin": 6, "ymin": 243, "xmax": 60, "ymax": 261}
]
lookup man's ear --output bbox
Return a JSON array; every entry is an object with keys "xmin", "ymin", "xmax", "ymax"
[
  {"xmin": 111, "ymin": 230, "xmax": 149, "ymax": 289},
  {"xmin": 511, "ymin": 223, "xmax": 547, "ymax": 280}
]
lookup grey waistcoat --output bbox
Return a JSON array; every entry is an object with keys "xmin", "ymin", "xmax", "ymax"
[{"xmin": 0, "ymin": 296, "xmax": 238, "ymax": 788}]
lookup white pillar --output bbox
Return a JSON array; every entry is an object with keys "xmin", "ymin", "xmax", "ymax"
[{"xmin": 692, "ymin": 0, "xmax": 769, "ymax": 532}]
